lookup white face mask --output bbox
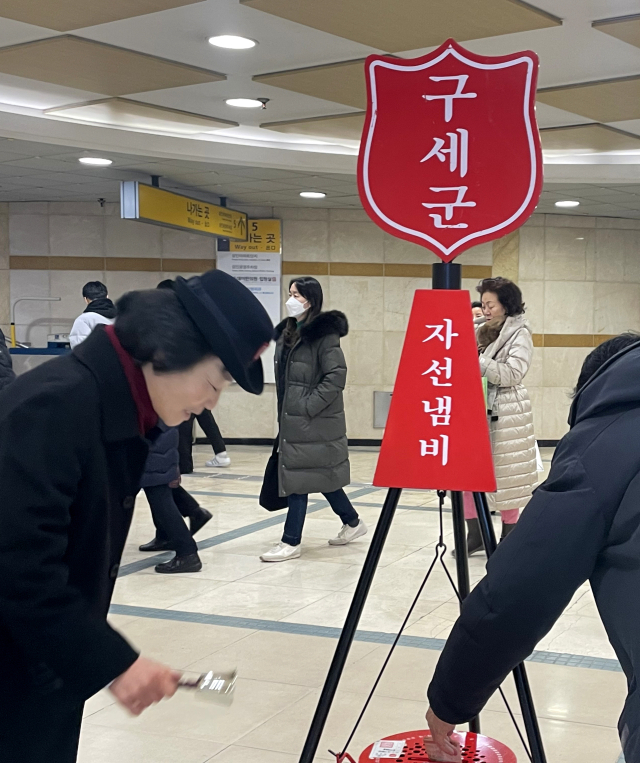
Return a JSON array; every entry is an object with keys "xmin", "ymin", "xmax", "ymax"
[{"xmin": 285, "ymin": 295, "xmax": 309, "ymax": 318}]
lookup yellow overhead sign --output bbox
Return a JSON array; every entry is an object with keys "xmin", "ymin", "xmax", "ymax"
[
  {"xmin": 229, "ymin": 219, "xmax": 281, "ymax": 253},
  {"xmin": 121, "ymin": 181, "xmax": 248, "ymax": 240}
]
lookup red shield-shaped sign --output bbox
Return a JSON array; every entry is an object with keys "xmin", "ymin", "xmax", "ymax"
[{"xmin": 358, "ymin": 39, "xmax": 542, "ymax": 262}]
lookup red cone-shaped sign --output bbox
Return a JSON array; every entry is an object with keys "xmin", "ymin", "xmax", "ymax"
[
  {"xmin": 358, "ymin": 39, "xmax": 542, "ymax": 262},
  {"xmin": 374, "ymin": 290, "xmax": 496, "ymax": 492}
]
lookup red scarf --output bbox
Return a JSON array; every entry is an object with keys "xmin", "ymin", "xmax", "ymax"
[{"xmin": 105, "ymin": 324, "xmax": 158, "ymax": 435}]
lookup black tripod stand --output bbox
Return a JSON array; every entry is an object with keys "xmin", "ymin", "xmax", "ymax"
[{"xmin": 298, "ymin": 262, "xmax": 547, "ymax": 763}]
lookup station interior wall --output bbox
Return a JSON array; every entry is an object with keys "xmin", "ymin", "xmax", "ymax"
[{"xmin": 2, "ymin": 201, "xmax": 639, "ymax": 442}]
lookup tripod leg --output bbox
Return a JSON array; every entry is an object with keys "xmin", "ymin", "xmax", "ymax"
[
  {"xmin": 473, "ymin": 492, "xmax": 547, "ymax": 763},
  {"xmin": 450, "ymin": 491, "xmax": 479, "ymax": 734},
  {"xmin": 298, "ymin": 488, "xmax": 402, "ymax": 763}
]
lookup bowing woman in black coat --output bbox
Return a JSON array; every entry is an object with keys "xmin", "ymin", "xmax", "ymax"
[{"xmin": 0, "ymin": 270, "xmax": 272, "ymax": 763}]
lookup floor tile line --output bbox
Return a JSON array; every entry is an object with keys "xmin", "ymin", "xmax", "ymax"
[{"xmin": 108, "ymin": 603, "xmax": 623, "ymax": 674}]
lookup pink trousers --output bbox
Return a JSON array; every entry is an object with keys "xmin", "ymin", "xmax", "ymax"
[{"xmin": 462, "ymin": 491, "xmax": 519, "ymax": 524}]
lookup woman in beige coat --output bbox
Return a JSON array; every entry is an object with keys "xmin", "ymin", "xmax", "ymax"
[{"xmin": 463, "ymin": 277, "xmax": 537, "ymax": 555}]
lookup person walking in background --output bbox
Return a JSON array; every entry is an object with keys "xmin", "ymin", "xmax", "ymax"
[
  {"xmin": 462, "ymin": 277, "xmax": 536, "ymax": 556},
  {"xmin": 471, "ymin": 300, "xmax": 484, "ymax": 319},
  {"xmin": 139, "ymin": 422, "xmax": 211, "ymax": 573},
  {"xmin": 0, "ymin": 328, "xmax": 15, "ymax": 392},
  {"xmin": 178, "ymin": 410, "xmax": 231, "ymax": 472},
  {"xmin": 69, "ymin": 281, "xmax": 116, "ymax": 348},
  {"xmin": 260, "ymin": 277, "xmax": 367, "ymax": 562}
]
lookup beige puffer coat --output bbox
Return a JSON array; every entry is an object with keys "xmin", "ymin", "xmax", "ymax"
[{"xmin": 479, "ymin": 314, "xmax": 537, "ymax": 512}]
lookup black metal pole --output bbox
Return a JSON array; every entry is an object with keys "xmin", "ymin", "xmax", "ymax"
[
  {"xmin": 473, "ymin": 493, "xmax": 547, "ymax": 763},
  {"xmin": 298, "ymin": 488, "xmax": 403, "ymax": 763}
]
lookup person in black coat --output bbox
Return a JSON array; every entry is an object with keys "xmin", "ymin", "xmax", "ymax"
[
  {"xmin": 0, "ymin": 327, "xmax": 15, "ymax": 392},
  {"xmin": 139, "ymin": 423, "xmax": 212, "ymax": 572},
  {"xmin": 426, "ymin": 333, "xmax": 640, "ymax": 762},
  {"xmin": 0, "ymin": 270, "xmax": 273, "ymax": 763}
]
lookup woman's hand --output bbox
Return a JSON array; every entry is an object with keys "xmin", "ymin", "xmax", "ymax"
[{"xmin": 426, "ymin": 706, "xmax": 458, "ymax": 757}]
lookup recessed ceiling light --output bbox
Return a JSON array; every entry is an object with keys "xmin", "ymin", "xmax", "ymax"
[
  {"xmin": 555, "ymin": 200, "xmax": 580, "ymax": 208},
  {"xmin": 209, "ymin": 35, "xmax": 256, "ymax": 50},
  {"xmin": 225, "ymin": 98, "xmax": 264, "ymax": 108},
  {"xmin": 300, "ymin": 191, "xmax": 326, "ymax": 199},
  {"xmin": 78, "ymin": 157, "xmax": 112, "ymax": 166}
]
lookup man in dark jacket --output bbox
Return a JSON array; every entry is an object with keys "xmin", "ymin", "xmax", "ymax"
[
  {"xmin": 0, "ymin": 327, "xmax": 15, "ymax": 391},
  {"xmin": 426, "ymin": 338, "xmax": 640, "ymax": 762},
  {"xmin": 0, "ymin": 270, "xmax": 273, "ymax": 763}
]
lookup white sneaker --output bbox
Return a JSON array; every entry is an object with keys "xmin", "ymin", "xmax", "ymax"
[
  {"xmin": 260, "ymin": 542, "xmax": 301, "ymax": 562},
  {"xmin": 206, "ymin": 452, "xmax": 231, "ymax": 467},
  {"xmin": 329, "ymin": 519, "xmax": 368, "ymax": 546}
]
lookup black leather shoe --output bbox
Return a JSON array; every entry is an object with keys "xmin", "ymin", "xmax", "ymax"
[
  {"xmin": 139, "ymin": 537, "xmax": 174, "ymax": 552},
  {"xmin": 155, "ymin": 553, "xmax": 202, "ymax": 574},
  {"xmin": 190, "ymin": 508, "xmax": 212, "ymax": 536}
]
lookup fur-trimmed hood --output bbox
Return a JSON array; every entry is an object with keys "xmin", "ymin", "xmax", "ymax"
[{"xmin": 275, "ymin": 310, "xmax": 348, "ymax": 344}]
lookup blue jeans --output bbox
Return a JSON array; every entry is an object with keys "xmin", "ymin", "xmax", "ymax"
[{"xmin": 282, "ymin": 489, "xmax": 360, "ymax": 547}]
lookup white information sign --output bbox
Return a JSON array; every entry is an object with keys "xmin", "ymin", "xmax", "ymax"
[
  {"xmin": 369, "ymin": 740, "xmax": 406, "ymax": 759},
  {"xmin": 216, "ymin": 235, "xmax": 281, "ymax": 384}
]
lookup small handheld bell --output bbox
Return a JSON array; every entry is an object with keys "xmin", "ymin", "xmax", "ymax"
[{"xmin": 178, "ymin": 668, "xmax": 237, "ymax": 706}]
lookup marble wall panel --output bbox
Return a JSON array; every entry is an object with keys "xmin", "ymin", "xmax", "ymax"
[
  {"xmin": 52, "ymin": 201, "xmax": 105, "ymax": 216},
  {"xmin": 542, "ymin": 347, "xmax": 592, "ymax": 389},
  {"xmin": 9, "ymin": 214, "xmax": 49, "ymax": 255},
  {"xmin": 282, "ymin": 219, "xmax": 328, "ymax": 261},
  {"xmin": 382, "ymin": 276, "xmax": 430, "ymax": 332},
  {"xmin": 518, "ymin": 225, "xmax": 545, "ymax": 281},
  {"xmin": 49, "ymin": 215, "xmax": 104, "ymax": 258},
  {"xmin": 0, "ymin": 269, "xmax": 9, "ymax": 327},
  {"xmin": 343, "ymin": 384, "xmax": 380, "ymax": 439},
  {"xmin": 341, "ymin": 330, "xmax": 384, "ymax": 387},
  {"xmin": 0, "ymin": 213, "xmax": 8, "ymax": 270},
  {"xmin": 383, "ymin": 234, "xmax": 437, "ymax": 264},
  {"xmin": 330, "ymin": 275, "xmax": 384, "ymax": 332},
  {"xmin": 10, "ymin": 202, "xmax": 47, "ymax": 215},
  {"xmin": 212, "ymin": 383, "xmax": 277, "ymax": 439},
  {"xmin": 594, "ymin": 282, "xmax": 640, "ymax": 335},
  {"xmin": 544, "ymin": 281, "xmax": 594, "ymax": 334},
  {"xmin": 519, "ymin": 280, "xmax": 544, "ymax": 334},
  {"xmin": 382, "ymin": 331, "xmax": 405, "ymax": 387},
  {"xmin": 105, "ymin": 271, "xmax": 164, "ymax": 300},
  {"xmin": 105, "ymin": 217, "xmax": 162, "ymax": 258},
  {"xmin": 161, "ymin": 228, "xmax": 215, "ymax": 259},
  {"xmin": 595, "ymin": 228, "xmax": 639, "ymax": 282},
  {"xmin": 329, "ymin": 221, "xmax": 384, "ymax": 262},
  {"xmin": 542, "ymin": 386, "xmax": 573, "ymax": 441},
  {"xmin": 544, "ymin": 227, "xmax": 595, "ymax": 281}
]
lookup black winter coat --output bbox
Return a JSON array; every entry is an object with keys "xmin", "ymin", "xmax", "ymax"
[
  {"xmin": 140, "ymin": 424, "xmax": 179, "ymax": 488},
  {"xmin": 427, "ymin": 341, "xmax": 640, "ymax": 762},
  {"xmin": 0, "ymin": 326, "xmax": 147, "ymax": 704},
  {"xmin": 274, "ymin": 311, "xmax": 350, "ymax": 496},
  {"xmin": 0, "ymin": 328, "xmax": 15, "ymax": 392}
]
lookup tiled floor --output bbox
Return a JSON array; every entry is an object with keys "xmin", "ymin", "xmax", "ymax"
[{"xmin": 79, "ymin": 446, "xmax": 626, "ymax": 762}]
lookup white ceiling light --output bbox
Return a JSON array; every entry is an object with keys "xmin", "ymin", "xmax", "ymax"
[
  {"xmin": 555, "ymin": 200, "xmax": 580, "ymax": 208},
  {"xmin": 209, "ymin": 35, "xmax": 256, "ymax": 50},
  {"xmin": 225, "ymin": 98, "xmax": 264, "ymax": 108},
  {"xmin": 300, "ymin": 191, "xmax": 326, "ymax": 199},
  {"xmin": 78, "ymin": 157, "xmax": 112, "ymax": 166}
]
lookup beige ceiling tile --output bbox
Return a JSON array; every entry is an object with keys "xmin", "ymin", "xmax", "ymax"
[
  {"xmin": 241, "ymin": 0, "xmax": 559, "ymax": 51},
  {"xmin": 45, "ymin": 98, "xmax": 236, "ymax": 133},
  {"xmin": 254, "ymin": 59, "xmax": 367, "ymax": 109},
  {"xmin": 262, "ymin": 112, "xmax": 365, "ymax": 141},
  {"xmin": 593, "ymin": 14, "xmax": 640, "ymax": 49},
  {"xmin": 0, "ymin": 36, "xmax": 224, "ymax": 96},
  {"xmin": 0, "ymin": 0, "xmax": 206, "ymax": 32},
  {"xmin": 541, "ymin": 124, "xmax": 640, "ymax": 152},
  {"xmin": 537, "ymin": 76, "xmax": 640, "ymax": 123}
]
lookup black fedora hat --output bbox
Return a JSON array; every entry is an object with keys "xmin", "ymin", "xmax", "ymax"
[{"xmin": 173, "ymin": 270, "xmax": 273, "ymax": 394}]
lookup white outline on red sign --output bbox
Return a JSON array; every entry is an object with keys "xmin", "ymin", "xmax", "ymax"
[{"xmin": 361, "ymin": 45, "xmax": 537, "ymax": 259}]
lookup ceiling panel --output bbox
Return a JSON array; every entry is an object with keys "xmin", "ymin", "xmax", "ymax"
[
  {"xmin": 537, "ymin": 75, "xmax": 640, "ymax": 122},
  {"xmin": 45, "ymin": 97, "xmax": 237, "ymax": 133},
  {"xmin": 0, "ymin": 35, "xmax": 225, "ymax": 96},
  {"xmin": 254, "ymin": 59, "xmax": 367, "ymax": 109},
  {"xmin": 240, "ymin": 0, "xmax": 560, "ymax": 52},
  {"xmin": 263, "ymin": 111, "xmax": 364, "ymax": 141},
  {"xmin": 593, "ymin": 13, "xmax": 640, "ymax": 49},
  {"xmin": 0, "ymin": 0, "xmax": 207, "ymax": 33},
  {"xmin": 540, "ymin": 123, "xmax": 640, "ymax": 151}
]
